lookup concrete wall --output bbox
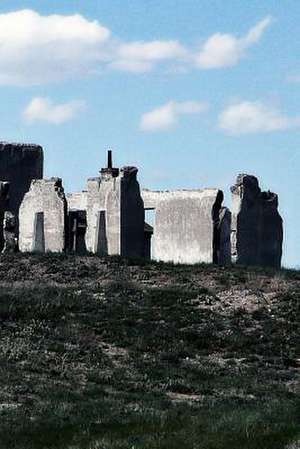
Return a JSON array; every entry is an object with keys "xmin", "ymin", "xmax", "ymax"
[
  {"xmin": 86, "ymin": 166, "xmax": 145, "ymax": 257},
  {"xmin": 231, "ymin": 174, "xmax": 283, "ymax": 268},
  {"xmin": 0, "ymin": 143, "xmax": 43, "ymax": 221},
  {"xmin": 66, "ymin": 191, "xmax": 88, "ymax": 211},
  {"xmin": 146, "ymin": 189, "xmax": 228, "ymax": 264},
  {"xmin": 19, "ymin": 178, "xmax": 66, "ymax": 253}
]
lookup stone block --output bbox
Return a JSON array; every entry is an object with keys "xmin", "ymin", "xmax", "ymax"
[{"xmin": 19, "ymin": 178, "xmax": 66, "ymax": 253}]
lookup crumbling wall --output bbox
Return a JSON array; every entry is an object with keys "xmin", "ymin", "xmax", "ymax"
[
  {"xmin": 85, "ymin": 176, "xmax": 120, "ymax": 255},
  {"xmin": 120, "ymin": 167, "xmax": 145, "ymax": 258},
  {"xmin": 86, "ymin": 166, "xmax": 145, "ymax": 257},
  {"xmin": 231, "ymin": 174, "xmax": 283, "ymax": 268},
  {"xmin": 66, "ymin": 191, "xmax": 88, "ymax": 211},
  {"xmin": 19, "ymin": 178, "xmax": 66, "ymax": 253},
  {"xmin": 0, "ymin": 143, "xmax": 43, "ymax": 221},
  {"xmin": 147, "ymin": 189, "xmax": 230, "ymax": 264}
]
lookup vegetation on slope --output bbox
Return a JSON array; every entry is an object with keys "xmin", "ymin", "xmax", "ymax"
[{"xmin": 0, "ymin": 254, "xmax": 299, "ymax": 449}]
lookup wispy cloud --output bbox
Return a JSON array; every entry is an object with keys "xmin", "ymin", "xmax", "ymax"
[
  {"xmin": 0, "ymin": 10, "xmax": 273, "ymax": 85},
  {"xmin": 111, "ymin": 40, "xmax": 188, "ymax": 73},
  {"xmin": 195, "ymin": 16, "xmax": 272, "ymax": 69},
  {"xmin": 23, "ymin": 97, "xmax": 85, "ymax": 125},
  {"xmin": 219, "ymin": 100, "xmax": 300, "ymax": 135},
  {"xmin": 140, "ymin": 101, "xmax": 208, "ymax": 132}
]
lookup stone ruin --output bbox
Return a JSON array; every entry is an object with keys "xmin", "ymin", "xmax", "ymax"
[
  {"xmin": 19, "ymin": 178, "xmax": 67, "ymax": 253},
  {"xmin": 142, "ymin": 189, "xmax": 231, "ymax": 265},
  {"xmin": 231, "ymin": 174, "xmax": 283, "ymax": 269},
  {"xmin": 0, "ymin": 142, "xmax": 284, "ymax": 268}
]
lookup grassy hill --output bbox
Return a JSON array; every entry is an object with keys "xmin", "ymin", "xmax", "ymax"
[{"xmin": 0, "ymin": 254, "xmax": 299, "ymax": 449}]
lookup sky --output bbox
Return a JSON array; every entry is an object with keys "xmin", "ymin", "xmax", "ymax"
[{"xmin": 0, "ymin": 0, "xmax": 299, "ymax": 267}]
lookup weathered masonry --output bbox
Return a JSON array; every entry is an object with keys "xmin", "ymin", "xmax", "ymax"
[
  {"xmin": 67, "ymin": 152, "xmax": 145, "ymax": 258},
  {"xmin": 142, "ymin": 189, "xmax": 231, "ymax": 265},
  {"xmin": 86, "ymin": 161, "xmax": 145, "ymax": 258},
  {"xmin": 0, "ymin": 143, "xmax": 43, "ymax": 222},
  {"xmin": 0, "ymin": 142, "xmax": 284, "ymax": 268},
  {"xmin": 19, "ymin": 178, "xmax": 67, "ymax": 253},
  {"xmin": 231, "ymin": 174, "xmax": 283, "ymax": 269}
]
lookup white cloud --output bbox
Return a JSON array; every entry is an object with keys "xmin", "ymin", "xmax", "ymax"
[
  {"xmin": 0, "ymin": 9, "xmax": 110, "ymax": 85},
  {"xmin": 219, "ymin": 100, "xmax": 300, "ymax": 135},
  {"xmin": 23, "ymin": 97, "xmax": 85, "ymax": 124},
  {"xmin": 140, "ymin": 101, "xmax": 208, "ymax": 132},
  {"xmin": 112, "ymin": 40, "xmax": 188, "ymax": 72},
  {"xmin": 0, "ymin": 10, "xmax": 273, "ymax": 85},
  {"xmin": 196, "ymin": 16, "xmax": 272, "ymax": 69},
  {"xmin": 118, "ymin": 40, "xmax": 186, "ymax": 61}
]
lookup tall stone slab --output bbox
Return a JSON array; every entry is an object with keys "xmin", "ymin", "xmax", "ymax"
[
  {"xmin": 19, "ymin": 178, "xmax": 66, "ymax": 253},
  {"xmin": 142, "ymin": 189, "xmax": 231, "ymax": 265},
  {"xmin": 86, "ymin": 164, "xmax": 145, "ymax": 258},
  {"xmin": 0, "ymin": 143, "xmax": 43, "ymax": 221},
  {"xmin": 231, "ymin": 174, "xmax": 283, "ymax": 268}
]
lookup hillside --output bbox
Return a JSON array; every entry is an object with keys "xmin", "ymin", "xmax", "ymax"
[{"xmin": 0, "ymin": 254, "xmax": 299, "ymax": 449}]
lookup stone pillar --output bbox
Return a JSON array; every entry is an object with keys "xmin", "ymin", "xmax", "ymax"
[
  {"xmin": 85, "ymin": 162, "xmax": 145, "ymax": 258},
  {"xmin": 231, "ymin": 174, "xmax": 283, "ymax": 268}
]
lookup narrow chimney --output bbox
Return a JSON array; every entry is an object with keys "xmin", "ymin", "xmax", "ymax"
[
  {"xmin": 100, "ymin": 149, "xmax": 119, "ymax": 178},
  {"xmin": 107, "ymin": 150, "xmax": 112, "ymax": 169}
]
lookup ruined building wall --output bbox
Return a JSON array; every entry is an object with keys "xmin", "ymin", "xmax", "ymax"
[
  {"xmin": 0, "ymin": 143, "xmax": 43, "ymax": 221},
  {"xmin": 19, "ymin": 178, "xmax": 67, "ymax": 253},
  {"xmin": 120, "ymin": 167, "xmax": 145, "ymax": 258},
  {"xmin": 86, "ymin": 176, "xmax": 121, "ymax": 255},
  {"xmin": 231, "ymin": 174, "xmax": 283, "ymax": 268},
  {"xmin": 86, "ymin": 167, "xmax": 145, "ymax": 257},
  {"xmin": 66, "ymin": 191, "xmax": 88, "ymax": 211},
  {"xmin": 142, "ymin": 189, "xmax": 231, "ymax": 265}
]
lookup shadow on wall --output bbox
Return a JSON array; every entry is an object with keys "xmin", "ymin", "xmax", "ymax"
[{"xmin": 96, "ymin": 210, "xmax": 108, "ymax": 256}]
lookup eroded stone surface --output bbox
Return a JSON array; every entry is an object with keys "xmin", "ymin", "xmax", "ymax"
[
  {"xmin": 231, "ymin": 174, "xmax": 283, "ymax": 268},
  {"xmin": 19, "ymin": 178, "xmax": 66, "ymax": 253},
  {"xmin": 66, "ymin": 191, "xmax": 88, "ymax": 211},
  {"xmin": 142, "ymin": 189, "xmax": 230, "ymax": 265},
  {"xmin": 0, "ymin": 143, "xmax": 43, "ymax": 222},
  {"xmin": 86, "ymin": 165, "xmax": 145, "ymax": 257}
]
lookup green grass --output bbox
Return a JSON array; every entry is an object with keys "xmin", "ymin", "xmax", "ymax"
[{"xmin": 0, "ymin": 254, "xmax": 299, "ymax": 449}]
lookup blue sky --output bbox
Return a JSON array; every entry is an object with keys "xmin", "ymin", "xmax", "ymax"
[{"xmin": 0, "ymin": 0, "xmax": 299, "ymax": 267}]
